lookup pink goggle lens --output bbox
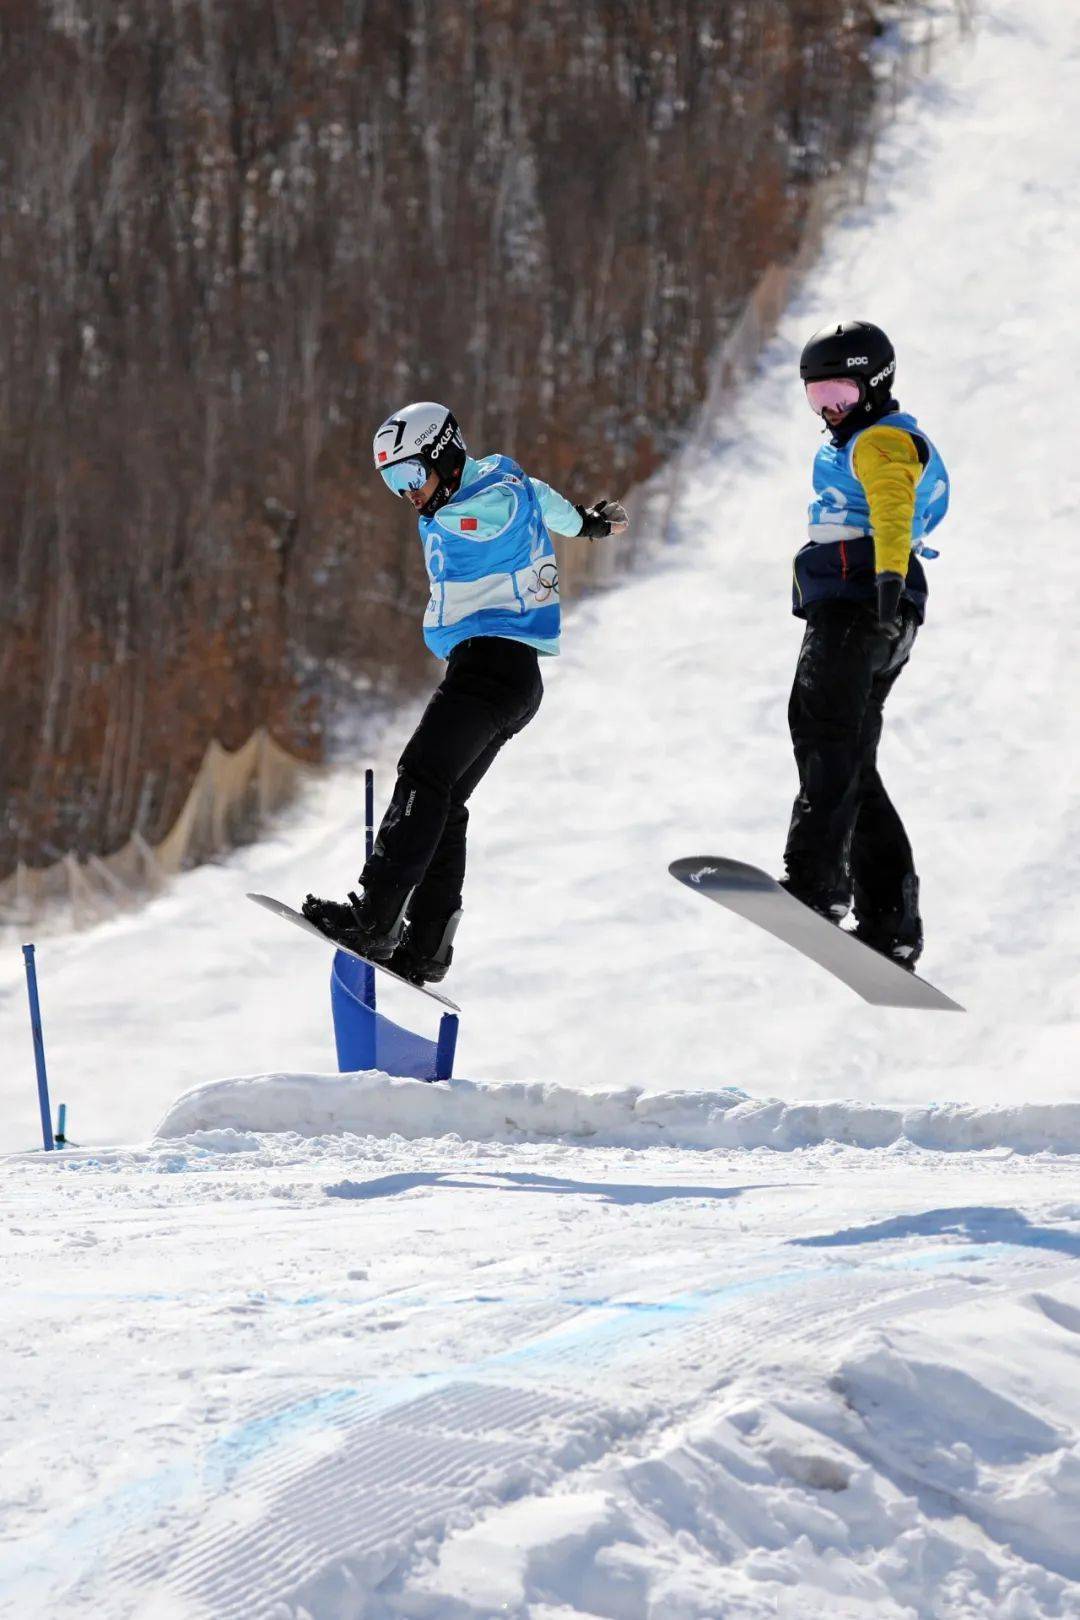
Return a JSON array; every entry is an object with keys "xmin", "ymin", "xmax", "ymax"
[{"xmin": 805, "ymin": 377, "xmax": 862, "ymax": 416}]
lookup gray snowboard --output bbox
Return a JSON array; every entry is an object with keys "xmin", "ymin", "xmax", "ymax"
[
  {"xmin": 248, "ymin": 893, "xmax": 461, "ymax": 1013},
  {"xmin": 669, "ymin": 857, "xmax": 963, "ymax": 1012}
]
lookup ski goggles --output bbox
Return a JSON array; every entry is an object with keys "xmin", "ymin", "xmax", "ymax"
[
  {"xmin": 804, "ymin": 377, "xmax": 863, "ymax": 417},
  {"xmin": 378, "ymin": 456, "xmax": 429, "ymax": 498}
]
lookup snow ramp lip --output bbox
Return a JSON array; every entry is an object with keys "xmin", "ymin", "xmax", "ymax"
[{"xmin": 154, "ymin": 1074, "xmax": 1080, "ymax": 1157}]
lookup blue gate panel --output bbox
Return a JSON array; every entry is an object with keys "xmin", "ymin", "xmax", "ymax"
[{"xmin": 330, "ymin": 950, "xmax": 457, "ymax": 1083}]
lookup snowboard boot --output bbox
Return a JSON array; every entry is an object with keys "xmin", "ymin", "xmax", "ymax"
[
  {"xmin": 386, "ymin": 910, "xmax": 462, "ymax": 986},
  {"xmin": 301, "ymin": 884, "xmax": 410, "ymax": 962},
  {"xmin": 852, "ymin": 874, "xmax": 923, "ymax": 971},
  {"xmin": 779, "ymin": 869, "xmax": 850, "ymax": 924}
]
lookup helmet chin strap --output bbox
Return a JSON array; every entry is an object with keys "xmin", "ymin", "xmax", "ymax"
[
  {"xmin": 418, "ymin": 461, "xmax": 464, "ymax": 520},
  {"xmin": 419, "ymin": 483, "xmax": 451, "ymax": 518}
]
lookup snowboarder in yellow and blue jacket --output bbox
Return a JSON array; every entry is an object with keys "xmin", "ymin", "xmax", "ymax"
[{"xmin": 782, "ymin": 321, "xmax": 950, "ymax": 969}]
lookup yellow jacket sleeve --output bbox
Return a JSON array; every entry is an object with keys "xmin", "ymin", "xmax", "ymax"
[{"xmin": 851, "ymin": 424, "xmax": 921, "ymax": 578}]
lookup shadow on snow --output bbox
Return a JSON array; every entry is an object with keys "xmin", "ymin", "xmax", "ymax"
[{"xmin": 789, "ymin": 1206, "xmax": 1080, "ymax": 1258}]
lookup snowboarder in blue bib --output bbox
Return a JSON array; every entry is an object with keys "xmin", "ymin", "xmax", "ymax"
[
  {"xmin": 302, "ymin": 401, "xmax": 628, "ymax": 984},
  {"xmin": 782, "ymin": 321, "xmax": 950, "ymax": 968}
]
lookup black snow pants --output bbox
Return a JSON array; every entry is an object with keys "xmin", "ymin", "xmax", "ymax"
[
  {"xmin": 784, "ymin": 599, "xmax": 919, "ymax": 926},
  {"xmin": 362, "ymin": 636, "xmax": 543, "ymax": 926}
]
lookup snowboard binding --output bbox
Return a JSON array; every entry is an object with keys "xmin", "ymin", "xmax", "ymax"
[
  {"xmin": 301, "ymin": 887, "xmax": 409, "ymax": 962},
  {"xmin": 387, "ymin": 910, "xmax": 462, "ymax": 986}
]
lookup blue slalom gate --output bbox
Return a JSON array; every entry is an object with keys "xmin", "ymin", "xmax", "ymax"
[{"xmin": 327, "ymin": 770, "xmax": 458, "ymax": 1084}]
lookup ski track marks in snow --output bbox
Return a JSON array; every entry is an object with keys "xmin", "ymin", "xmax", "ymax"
[{"xmin": 108, "ymin": 1382, "xmax": 613, "ymax": 1620}]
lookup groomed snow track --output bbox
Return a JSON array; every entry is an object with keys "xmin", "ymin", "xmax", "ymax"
[{"xmin": 4, "ymin": 1112, "xmax": 1080, "ymax": 1618}]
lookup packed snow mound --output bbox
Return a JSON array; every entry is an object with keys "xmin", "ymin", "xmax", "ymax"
[
  {"xmin": 407, "ymin": 1277, "xmax": 1080, "ymax": 1619},
  {"xmin": 156, "ymin": 1071, "xmax": 1080, "ymax": 1154}
]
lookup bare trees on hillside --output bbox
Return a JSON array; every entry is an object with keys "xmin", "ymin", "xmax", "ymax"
[{"xmin": 1, "ymin": 0, "xmax": 892, "ymax": 871}]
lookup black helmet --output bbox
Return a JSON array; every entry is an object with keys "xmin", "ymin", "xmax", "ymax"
[{"xmin": 800, "ymin": 320, "xmax": 896, "ymax": 417}]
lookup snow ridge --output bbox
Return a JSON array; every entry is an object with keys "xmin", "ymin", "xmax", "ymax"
[{"xmin": 155, "ymin": 1072, "xmax": 1080, "ymax": 1156}]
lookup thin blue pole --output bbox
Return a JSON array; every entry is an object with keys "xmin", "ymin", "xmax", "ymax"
[
  {"xmin": 56, "ymin": 1103, "xmax": 68, "ymax": 1147},
  {"xmin": 363, "ymin": 768, "xmax": 376, "ymax": 1009},
  {"xmin": 22, "ymin": 944, "xmax": 55, "ymax": 1152}
]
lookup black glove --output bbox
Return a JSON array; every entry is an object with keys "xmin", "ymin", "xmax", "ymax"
[
  {"xmin": 575, "ymin": 499, "xmax": 628, "ymax": 540},
  {"xmin": 876, "ymin": 572, "xmax": 905, "ymax": 641}
]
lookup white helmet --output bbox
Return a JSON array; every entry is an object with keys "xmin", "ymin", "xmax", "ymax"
[{"xmin": 372, "ymin": 401, "xmax": 467, "ymax": 512}]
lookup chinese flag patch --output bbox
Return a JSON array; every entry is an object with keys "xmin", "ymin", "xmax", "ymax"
[
  {"xmin": 460, "ymin": 517, "xmax": 478, "ymax": 531},
  {"xmin": 377, "ymin": 451, "xmax": 387, "ymax": 462}
]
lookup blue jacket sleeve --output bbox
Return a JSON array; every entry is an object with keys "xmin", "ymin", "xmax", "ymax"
[{"xmin": 529, "ymin": 477, "xmax": 583, "ymax": 537}]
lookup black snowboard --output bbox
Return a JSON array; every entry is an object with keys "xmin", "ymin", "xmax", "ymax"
[
  {"xmin": 669, "ymin": 857, "xmax": 963, "ymax": 1012},
  {"xmin": 247, "ymin": 893, "xmax": 461, "ymax": 1013}
]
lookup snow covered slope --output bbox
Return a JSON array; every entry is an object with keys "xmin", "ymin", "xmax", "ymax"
[
  {"xmin": 2, "ymin": 0, "xmax": 1079, "ymax": 1147},
  {"xmin": 4, "ymin": 1124, "xmax": 1080, "ymax": 1618}
]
